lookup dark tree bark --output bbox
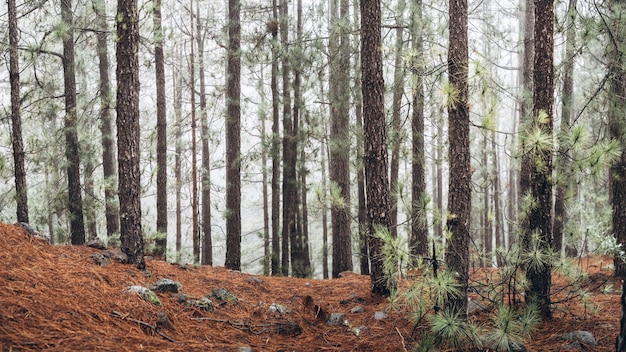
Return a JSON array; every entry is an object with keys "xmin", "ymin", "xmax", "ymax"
[
  {"xmin": 445, "ymin": 0, "xmax": 470, "ymax": 316},
  {"xmin": 554, "ymin": 0, "xmax": 577, "ymax": 256},
  {"xmin": 62, "ymin": 0, "xmax": 86, "ymax": 245},
  {"xmin": 225, "ymin": 0, "xmax": 242, "ymax": 271},
  {"xmin": 8, "ymin": 0, "xmax": 28, "ymax": 224},
  {"xmin": 361, "ymin": 0, "xmax": 392, "ymax": 296},
  {"xmin": 482, "ymin": 132, "xmax": 491, "ymax": 267},
  {"xmin": 523, "ymin": 0, "xmax": 554, "ymax": 318},
  {"xmin": 116, "ymin": 0, "xmax": 145, "ymax": 269},
  {"xmin": 154, "ymin": 0, "xmax": 167, "ymax": 259},
  {"xmin": 607, "ymin": 0, "xmax": 626, "ymax": 278},
  {"xmin": 189, "ymin": 1, "xmax": 200, "ymax": 264},
  {"xmin": 389, "ymin": 0, "xmax": 405, "ymax": 239},
  {"xmin": 492, "ymin": 129, "xmax": 504, "ymax": 266},
  {"xmin": 260, "ymin": 73, "xmax": 270, "ymax": 276},
  {"xmin": 173, "ymin": 50, "xmax": 183, "ymax": 263},
  {"xmin": 198, "ymin": 7, "xmax": 212, "ymax": 266},
  {"xmin": 93, "ymin": 0, "xmax": 119, "ymax": 238},
  {"xmin": 321, "ymin": 134, "xmax": 330, "ymax": 279},
  {"xmin": 330, "ymin": 0, "xmax": 353, "ymax": 278},
  {"xmin": 279, "ymin": 0, "xmax": 294, "ymax": 276},
  {"xmin": 410, "ymin": 0, "xmax": 428, "ymax": 259},
  {"xmin": 270, "ymin": 0, "xmax": 281, "ymax": 276},
  {"xmin": 290, "ymin": 0, "xmax": 310, "ymax": 278}
]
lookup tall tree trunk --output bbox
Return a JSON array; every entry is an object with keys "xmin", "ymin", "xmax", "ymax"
[
  {"xmin": 198, "ymin": 7, "xmax": 212, "ymax": 266},
  {"xmin": 410, "ymin": 0, "xmax": 428, "ymax": 259},
  {"xmin": 173, "ymin": 49, "xmax": 183, "ymax": 263},
  {"xmin": 270, "ymin": 0, "xmax": 281, "ymax": 276},
  {"xmin": 321, "ymin": 135, "xmax": 330, "ymax": 279},
  {"xmin": 84, "ymin": 158, "xmax": 98, "ymax": 238},
  {"xmin": 8, "ymin": 0, "xmax": 28, "ymax": 224},
  {"xmin": 62, "ymin": 0, "xmax": 86, "ymax": 245},
  {"xmin": 607, "ymin": 0, "xmax": 626, "ymax": 277},
  {"xmin": 116, "ymin": 0, "xmax": 145, "ymax": 269},
  {"xmin": 93, "ymin": 0, "xmax": 119, "ymax": 237},
  {"xmin": 353, "ymin": 0, "xmax": 369, "ymax": 275},
  {"xmin": 482, "ymin": 131, "xmax": 491, "ymax": 267},
  {"xmin": 330, "ymin": 0, "xmax": 353, "ymax": 278},
  {"xmin": 154, "ymin": 0, "xmax": 168, "ymax": 259},
  {"xmin": 445, "ymin": 0, "xmax": 470, "ymax": 316},
  {"xmin": 290, "ymin": 0, "xmax": 310, "ymax": 277},
  {"xmin": 189, "ymin": 1, "xmax": 200, "ymax": 264},
  {"xmin": 554, "ymin": 0, "xmax": 577, "ymax": 256},
  {"xmin": 361, "ymin": 0, "xmax": 393, "ymax": 296},
  {"xmin": 389, "ymin": 0, "xmax": 406, "ymax": 239},
  {"xmin": 523, "ymin": 0, "xmax": 554, "ymax": 318},
  {"xmin": 492, "ymin": 129, "xmax": 504, "ymax": 266},
  {"xmin": 279, "ymin": 0, "xmax": 294, "ymax": 276},
  {"xmin": 435, "ymin": 119, "xmax": 444, "ymax": 242},
  {"xmin": 225, "ymin": 0, "xmax": 242, "ymax": 271}
]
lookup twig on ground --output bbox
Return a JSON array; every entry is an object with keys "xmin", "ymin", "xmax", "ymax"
[{"xmin": 110, "ymin": 311, "xmax": 175, "ymax": 342}]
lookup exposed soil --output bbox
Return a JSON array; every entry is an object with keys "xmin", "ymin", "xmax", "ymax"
[{"xmin": 0, "ymin": 222, "xmax": 620, "ymax": 351}]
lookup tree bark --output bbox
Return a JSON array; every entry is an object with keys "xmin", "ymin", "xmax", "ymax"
[
  {"xmin": 361, "ymin": 0, "xmax": 392, "ymax": 296},
  {"xmin": 225, "ymin": 0, "xmax": 242, "ymax": 271},
  {"xmin": 270, "ymin": 0, "xmax": 281, "ymax": 276},
  {"xmin": 410, "ymin": 0, "xmax": 428, "ymax": 259},
  {"xmin": 389, "ymin": 0, "xmax": 406, "ymax": 239},
  {"xmin": 197, "ymin": 6, "xmax": 212, "ymax": 266},
  {"xmin": 445, "ymin": 0, "xmax": 470, "ymax": 316},
  {"xmin": 116, "ymin": 0, "xmax": 145, "ymax": 269},
  {"xmin": 154, "ymin": 0, "xmax": 168, "ymax": 259},
  {"xmin": 524, "ymin": 0, "xmax": 554, "ymax": 318},
  {"xmin": 173, "ymin": 48, "xmax": 183, "ymax": 263},
  {"xmin": 330, "ymin": 0, "xmax": 353, "ymax": 278},
  {"xmin": 93, "ymin": 0, "xmax": 119, "ymax": 238},
  {"xmin": 62, "ymin": 0, "xmax": 86, "ymax": 245},
  {"xmin": 189, "ymin": 1, "xmax": 199, "ymax": 264},
  {"xmin": 8, "ymin": 0, "xmax": 28, "ymax": 224}
]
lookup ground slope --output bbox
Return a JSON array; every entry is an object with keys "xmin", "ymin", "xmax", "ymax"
[{"xmin": 0, "ymin": 222, "xmax": 620, "ymax": 351}]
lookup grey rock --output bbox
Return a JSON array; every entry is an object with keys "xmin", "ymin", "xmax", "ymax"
[
  {"xmin": 561, "ymin": 341, "xmax": 583, "ymax": 350},
  {"xmin": 326, "ymin": 312, "xmax": 346, "ymax": 325},
  {"xmin": 238, "ymin": 347, "xmax": 253, "ymax": 352},
  {"xmin": 374, "ymin": 311, "xmax": 387, "ymax": 320},
  {"xmin": 15, "ymin": 222, "xmax": 35, "ymax": 235},
  {"xmin": 90, "ymin": 253, "xmax": 111, "ymax": 267},
  {"xmin": 246, "ymin": 276, "xmax": 263, "ymax": 284},
  {"xmin": 126, "ymin": 286, "xmax": 161, "ymax": 306},
  {"xmin": 350, "ymin": 306, "xmax": 365, "ymax": 313},
  {"xmin": 143, "ymin": 270, "xmax": 152, "ymax": 278},
  {"xmin": 269, "ymin": 303, "xmax": 290, "ymax": 315},
  {"xmin": 177, "ymin": 294, "xmax": 189, "ymax": 303},
  {"xmin": 352, "ymin": 326, "xmax": 368, "ymax": 337},
  {"xmin": 467, "ymin": 299, "xmax": 488, "ymax": 315},
  {"xmin": 561, "ymin": 330, "xmax": 597, "ymax": 346},
  {"xmin": 152, "ymin": 278, "xmax": 180, "ymax": 293},
  {"xmin": 189, "ymin": 297, "xmax": 214, "ymax": 312},
  {"xmin": 86, "ymin": 238, "xmax": 107, "ymax": 250},
  {"xmin": 210, "ymin": 288, "xmax": 237, "ymax": 302},
  {"xmin": 102, "ymin": 248, "xmax": 128, "ymax": 263},
  {"xmin": 480, "ymin": 335, "xmax": 527, "ymax": 352}
]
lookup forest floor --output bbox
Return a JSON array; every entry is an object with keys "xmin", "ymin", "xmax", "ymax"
[{"xmin": 0, "ymin": 221, "xmax": 620, "ymax": 351}]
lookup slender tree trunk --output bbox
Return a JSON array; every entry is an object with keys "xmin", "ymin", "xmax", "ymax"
[
  {"xmin": 482, "ymin": 131, "xmax": 491, "ymax": 267},
  {"xmin": 154, "ymin": 0, "xmax": 168, "ymax": 259},
  {"xmin": 84, "ymin": 158, "xmax": 98, "ymax": 238},
  {"xmin": 198, "ymin": 7, "xmax": 212, "ymax": 266},
  {"xmin": 492, "ymin": 129, "xmax": 504, "ymax": 266},
  {"xmin": 62, "ymin": 0, "xmax": 86, "ymax": 245},
  {"xmin": 8, "ymin": 0, "xmax": 28, "ymax": 224},
  {"xmin": 93, "ymin": 0, "xmax": 119, "ymax": 237},
  {"xmin": 607, "ymin": 0, "xmax": 626, "ymax": 277},
  {"xmin": 389, "ymin": 0, "xmax": 406, "ymax": 239},
  {"xmin": 330, "ymin": 0, "xmax": 353, "ymax": 278},
  {"xmin": 270, "ymin": 0, "xmax": 281, "ymax": 276},
  {"xmin": 445, "ymin": 0, "xmax": 470, "ymax": 316},
  {"xmin": 279, "ymin": 0, "xmax": 295, "ymax": 276},
  {"xmin": 361, "ymin": 0, "xmax": 393, "ymax": 296},
  {"xmin": 410, "ymin": 0, "xmax": 428, "ymax": 259},
  {"xmin": 225, "ymin": 0, "xmax": 242, "ymax": 271},
  {"xmin": 173, "ymin": 49, "xmax": 183, "ymax": 263},
  {"xmin": 436, "ymin": 119, "xmax": 444, "ymax": 242},
  {"xmin": 524, "ymin": 0, "xmax": 554, "ymax": 318},
  {"xmin": 116, "ymin": 0, "xmax": 145, "ymax": 269},
  {"xmin": 260, "ymin": 71, "xmax": 270, "ymax": 276},
  {"xmin": 554, "ymin": 0, "xmax": 577, "ymax": 256},
  {"xmin": 353, "ymin": 1, "xmax": 369, "ymax": 275},
  {"xmin": 321, "ymin": 135, "xmax": 330, "ymax": 279},
  {"xmin": 189, "ymin": 1, "xmax": 200, "ymax": 264}
]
